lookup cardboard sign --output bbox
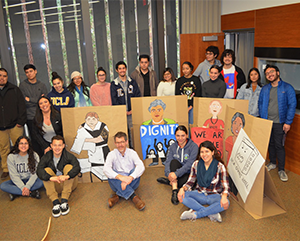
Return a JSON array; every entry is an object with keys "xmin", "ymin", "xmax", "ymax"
[
  {"xmin": 61, "ymin": 106, "xmax": 127, "ymax": 183},
  {"xmin": 191, "ymin": 127, "xmax": 223, "ymax": 157},
  {"xmin": 140, "ymin": 124, "xmax": 178, "ymax": 162},
  {"xmin": 228, "ymin": 128, "xmax": 265, "ymax": 203},
  {"xmin": 224, "ymin": 106, "xmax": 286, "ymax": 219},
  {"xmin": 131, "ymin": 95, "xmax": 188, "ymax": 165}
]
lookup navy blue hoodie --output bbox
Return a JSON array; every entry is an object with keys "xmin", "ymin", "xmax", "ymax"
[{"xmin": 47, "ymin": 86, "xmax": 75, "ymax": 112}]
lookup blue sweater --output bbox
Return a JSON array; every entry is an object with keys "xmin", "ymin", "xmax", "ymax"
[
  {"xmin": 47, "ymin": 87, "xmax": 75, "ymax": 112},
  {"xmin": 258, "ymin": 79, "xmax": 296, "ymax": 125}
]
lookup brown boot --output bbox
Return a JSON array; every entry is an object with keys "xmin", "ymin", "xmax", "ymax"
[
  {"xmin": 132, "ymin": 195, "xmax": 145, "ymax": 211},
  {"xmin": 108, "ymin": 194, "xmax": 119, "ymax": 208}
]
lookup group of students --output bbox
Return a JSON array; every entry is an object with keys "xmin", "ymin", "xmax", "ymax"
[
  {"xmin": 0, "ymin": 125, "xmax": 229, "ymax": 223},
  {"xmin": 0, "ymin": 48, "xmax": 297, "ymax": 220}
]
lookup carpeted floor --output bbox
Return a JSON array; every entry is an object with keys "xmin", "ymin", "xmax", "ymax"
[{"xmin": 0, "ymin": 166, "xmax": 300, "ymax": 241}]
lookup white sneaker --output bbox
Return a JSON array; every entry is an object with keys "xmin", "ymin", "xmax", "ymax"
[
  {"xmin": 52, "ymin": 204, "xmax": 61, "ymax": 218},
  {"xmin": 180, "ymin": 210, "xmax": 197, "ymax": 221},
  {"xmin": 278, "ymin": 170, "xmax": 288, "ymax": 182},
  {"xmin": 208, "ymin": 213, "xmax": 222, "ymax": 223},
  {"xmin": 60, "ymin": 202, "xmax": 70, "ymax": 216},
  {"xmin": 266, "ymin": 162, "xmax": 276, "ymax": 171}
]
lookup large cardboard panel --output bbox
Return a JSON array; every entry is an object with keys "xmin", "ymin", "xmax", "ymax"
[
  {"xmin": 131, "ymin": 96, "xmax": 188, "ymax": 164},
  {"xmin": 224, "ymin": 106, "xmax": 285, "ymax": 219},
  {"xmin": 61, "ymin": 106, "xmax": 127, "ymax": 183},
  {"xmin": 193, "ymin": 97, "xmax": 249, "ymax": 128}
]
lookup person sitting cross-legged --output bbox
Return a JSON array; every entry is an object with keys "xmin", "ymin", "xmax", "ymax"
[
  {"xmin": 37, "ymin": 135, "xmax": 80, "ymax": 218},
  {"xmin": 103, "ymin": 131, "xmax": 146, "ymax": 211}
]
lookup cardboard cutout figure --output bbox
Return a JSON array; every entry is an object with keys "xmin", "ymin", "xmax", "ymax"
[
  {"xmin": 140, "ymin": 99, "xmax": 176, "ymax": 166},
  {"xmin": 71, "ymin": 112, "xmax": 110, "ymax": 181},
  {"xmin": 203, "ymin": 100, "xmax": 225, "ymax": 129},
  {"xmin": 142, "ymin": 99, "xmax": 176, "ymax": 125}
]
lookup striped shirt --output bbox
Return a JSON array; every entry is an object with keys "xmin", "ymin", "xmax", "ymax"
[{"xmin": 183, "ymin": 160, "xmax": 229, "ymax": 195}]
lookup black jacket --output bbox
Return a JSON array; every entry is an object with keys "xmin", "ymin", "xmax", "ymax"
[
  {"xmin": 0, "ymin": 82, "xmax": 26, "ymax": 130},
  {"xmin": 37, "ymin": 149, "xmax": 80, "ymax": 181},
  {"xmin": 33, "ymin": 112, "xmax": 63, "ymax": 151}
]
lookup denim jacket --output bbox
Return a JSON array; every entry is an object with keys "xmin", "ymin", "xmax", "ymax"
[{"xmin": 237, "ymin": 83, "xmax": 262, "ymax": 117}]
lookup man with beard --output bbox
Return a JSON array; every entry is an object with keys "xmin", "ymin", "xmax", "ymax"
[{"xmin": 258, "ymin": 64, "xmax": 296, "ymax": 182}]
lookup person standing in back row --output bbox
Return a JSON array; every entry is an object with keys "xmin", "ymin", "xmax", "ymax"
[
  {"xmin": 111, "ymin": 61, "xmax": 141, "ymax": 148},
  {"xmin": 219, "ymin": 49, "xmax": 246, "ymax": 99},
  {"xmin": 0, "ymin": 68, "xmax": 27, "ymax": 180},
  {"xmin": 258, "ymin": 64, "xmax": 296, "ymax": 182},
  {"xmin": 19, "ymin": 64, "xmax": 48, "ymax": 154},
  {"xmin": 130, "ymin": 54, "xmax": 159, "ymax": 97}
]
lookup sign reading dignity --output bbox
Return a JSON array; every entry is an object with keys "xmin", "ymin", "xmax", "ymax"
[{"xmin": 140, "ymin": 124, "xmax": 178, "ymax": 160}]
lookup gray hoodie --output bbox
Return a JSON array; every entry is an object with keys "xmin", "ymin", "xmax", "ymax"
[{"xmin": 193, "ymin": 59, "xmax": 221, "ymax": 84}]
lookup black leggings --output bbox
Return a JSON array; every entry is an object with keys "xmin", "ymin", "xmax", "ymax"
[{"xmin": 170, "ymin": 159, "xmax": 190, "ymax": 188}]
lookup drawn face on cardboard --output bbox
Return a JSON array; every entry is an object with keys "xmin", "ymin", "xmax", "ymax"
[
  {"xmin": 150, "ymin": 105, "xmax": 164, "ymax": 123},
  {"xmin": 209, "ymin": 100, "xmax": 222, "ymax": 118},
  {"xmin": 169, "ymin": 139, "xmax": 175, "ymax": 146},
  {"xmin": 157, "ymin": 142, "xmax": 163, "ymax": 150},
  {"xmin": 85, "ymin": 116, "xmax": 98, "ymax": 130},
  {"xmin": 200, "ymin": 146, "xmax": 214, "ymax": 164},
  {"xmin": 232, "ymin": 117, "xmax": 243, "ymax": 137}
]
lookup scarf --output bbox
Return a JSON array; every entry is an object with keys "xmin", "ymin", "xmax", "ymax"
[
  {"xmin": 75, "ymin": 86, "xmax": 86, "ymax": 107},
  {"xmin": 197, "ymin": 158, "xmax": 218, "ymax": 188}
]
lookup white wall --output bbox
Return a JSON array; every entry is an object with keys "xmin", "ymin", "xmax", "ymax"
[{"xmin": 221, "ymin": 0, "xmax": 300, "ymax": 15}]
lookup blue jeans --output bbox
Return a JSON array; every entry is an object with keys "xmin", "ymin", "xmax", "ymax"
[
  {"xmin": 188, "ymin": 107, "xmax": 194, "ymax": 125},
  {"xmin": 108, "ymin": 177, "xmax": 140, "ymax": 200},
  {"xmin": 0, "ymin": 178, "xmax": 44, "ymax": 195},
  {"xmin": 182, "ymin": 191, "xmax": 230, "ymax": 219}
]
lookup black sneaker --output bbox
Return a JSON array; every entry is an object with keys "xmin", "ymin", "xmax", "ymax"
[
  {"xmin": 9, "ymin": 193, "xmax": 17, "ymax": 201},
  {"xmin": 52, "ymin": 204, "xmax": 61, "ymax": 218},
  {"xmin": 157, "ymin": 177, "xmax": 170, "ymax": 185},
  {"xmin": 60, "ymin": 202, "xmax": 70, "ymax": 216},
  {"xmin": 30, "ymin": 190, "xmax": 41, "ymax": 199},
  {"xmin": 171, "ymin": 189, "xmax": 179, "ymax": 205}
]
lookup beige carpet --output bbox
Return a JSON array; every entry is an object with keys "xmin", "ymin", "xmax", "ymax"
[{"xmin": 0, "ymin": 166, "xmax": 300, "ymax": 241}]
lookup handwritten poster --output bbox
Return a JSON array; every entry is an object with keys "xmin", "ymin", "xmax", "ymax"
[
  {"xmin": 227, "ymin": 128, "xmax": 265, "ymax": 203},
  {"xmin": 191, "ymin": 127, "xmax": 223, "ymax": 158}
]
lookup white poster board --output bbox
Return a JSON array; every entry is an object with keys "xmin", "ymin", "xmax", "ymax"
[{"xmin": 227, "ymin": 128, "xmax": 265, "ymax": 203}]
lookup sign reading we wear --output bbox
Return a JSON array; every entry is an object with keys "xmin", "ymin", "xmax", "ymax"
[
  {"xmin": 140, "ymin": 124, "xmax": 178, "ymax": 161},
  {"xmin": 191, "ymin": 127, "xmax": 224, "ymax": 158}
]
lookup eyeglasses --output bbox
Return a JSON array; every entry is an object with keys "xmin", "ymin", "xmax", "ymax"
[
  {"xmin": 265, "ymin": 69, "xmax": 275, "ymax": 76},
  {"xmin": 19, "ymin": 142, "xmax": 29, "ymax": 145},
  {"xmin": 98, "ymin": 74, "xmax": 106, "ymax": 77},
  {"xmin": 115, "ymin": 141, "xmax": 126, "ymax": 145}
]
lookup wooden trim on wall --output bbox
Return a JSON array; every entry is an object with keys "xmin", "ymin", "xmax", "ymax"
[
  {"xmin": 285, "ymin": 114, "xmax": 300, "ymax": 175},
  {"xmin": 180, "ymin": 33, "xmax": 224, "ymax": 75},
  {"xmin": 255, "ymin": 3, "xmax": 300, "ymax": 48},
  {"xmin": 221, "ymin": 10, "xmax": 255, "ymax": 31}
]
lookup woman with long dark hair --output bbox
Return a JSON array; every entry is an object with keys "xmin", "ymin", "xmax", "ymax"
[
  {"xmin": 33, "ymin": 96, "xmax": 63, "ymax": 156},
  {"xmin": 0, "ymin": 136, "xmax": 43, "ymax": 201},
  {"xmin": 47, "ymin": 72, "xmax": 75, "ymax": 112},
  {"xmin": 157, "ymin": 67, "xmax": 177, "ymax": 96},
  {"xmin": 178, "ymin": 141, "xmax": 230, "ymax": 222},
  {"xmin": 237, "ymin": 67, "xmax": 263, "ymax": 116},
  {"xmin": 67, "ymin": 71, "xmax": 92, "ymax": 107}
]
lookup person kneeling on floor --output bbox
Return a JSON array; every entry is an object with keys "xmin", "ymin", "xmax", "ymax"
[
  {"xmin": 37, "ymin": 135, "xmax": 80, "ymax": 218},
  {"xmin": 103, "ymin": 131, "xmax": 146, "ymax": 211}
]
